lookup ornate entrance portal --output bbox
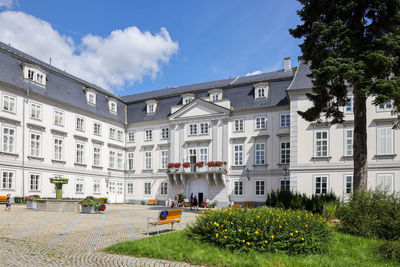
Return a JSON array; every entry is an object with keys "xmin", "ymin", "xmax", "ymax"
[{"xmin": 189, "ymin": 179, "xmax": 208, "ymax": 205}]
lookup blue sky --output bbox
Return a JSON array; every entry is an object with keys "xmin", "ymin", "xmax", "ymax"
[{"xmin": 0, "ymin": 0, "xmax": 303, "ymax": 96}]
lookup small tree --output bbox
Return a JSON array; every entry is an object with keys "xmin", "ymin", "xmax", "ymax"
[{"xmin": 290, "ymin": 0, "xmax": 400, "ymax": 190}]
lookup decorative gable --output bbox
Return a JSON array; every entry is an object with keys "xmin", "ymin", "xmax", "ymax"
[
  {"xmin": 22, "ymin": 63, "xmax": 46, "ymax": 87},
  {"xmin": 254, "ymin": 82, "xmax": 269, "ymax": 99},
  {"xmin": 169, "ymin": 98, "xmax": 230, "ymax": 121}
]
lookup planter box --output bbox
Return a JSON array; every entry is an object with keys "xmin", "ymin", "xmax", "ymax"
[
  {"xmin": 26, "ymin": 201, "xmax": 37, "ymax": 210},
  {"xmin": 81, "ymin": 206, "xmax": 99, "ymax": 214}
]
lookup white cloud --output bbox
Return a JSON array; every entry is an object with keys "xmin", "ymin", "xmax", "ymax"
[
  {"xmin": 245, "ymin": 70, "xmax": 262, "ymax": 76},
  {"xmin": 0, "ymin": 11, "xmax": 179, "ymax": 91},
  {"xmin": 0, "ymin": 0, "xmax": 15, "ymax": 9}
]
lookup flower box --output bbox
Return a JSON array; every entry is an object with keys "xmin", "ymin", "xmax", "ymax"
[
  {"xmin": 26, "ymin": 200, "xmax": 37, "ymax": 210},
  {"xmin": 81, "ymin": 206, "xmax": 99, "ymax": 214}
]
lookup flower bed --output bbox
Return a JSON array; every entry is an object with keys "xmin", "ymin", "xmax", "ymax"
[
  {"xmin": 188, "ymin": 207, "xmax": 333, "ymax": 255},
  {"xmin": 79, "ymin": 196, "xmax": 106, "ymax": 213}
]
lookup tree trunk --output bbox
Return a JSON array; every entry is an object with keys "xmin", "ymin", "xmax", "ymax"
[{"xmin": 353, "ymin": 87, "xmax": 368, "ymax": 190}]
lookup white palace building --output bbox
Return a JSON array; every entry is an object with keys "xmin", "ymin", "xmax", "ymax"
[{"xmin": 0, "ymin": 42, "xmax": 398, "ymax": 205}]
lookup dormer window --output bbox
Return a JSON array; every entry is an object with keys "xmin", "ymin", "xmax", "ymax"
[
  {"xmin": 106, "ymin": 98, "xmax": 117, "ymax": 114},
  {"xmin": 254, "ymin": 82, "xmax": 269, "ymax": 99},
  {"xmin": 209, "ymin": 89, "xmax": 223, "ymax": 102},
  {"xmin": 182, "ymin": 93, "xmax": 195, "ymax": 105},
  {"xmin": 146, "ymin": 99, "xmax": 157, "ymax": 114},
  {"xmin": 23, "ymin": 65, "xmax": 46, "ymax": 87},
  {"xmin": 86, "ymin": 91, "xmax": 96, "ymax": 106}
]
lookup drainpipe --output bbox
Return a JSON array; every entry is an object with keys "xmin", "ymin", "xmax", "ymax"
[
  {"xmin": 22, "ymin": 87, "xmax": 30, "ymax": 198},
  {"xmin": 123, "ymin": 104, "xmax": 128, "ymax": 203}
]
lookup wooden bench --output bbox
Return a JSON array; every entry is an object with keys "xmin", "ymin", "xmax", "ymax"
[
  {"xmin": 147, "ymin": 199, "xmax": 157, "ymax": 205},
  {"xmin": 146, "ymin": 209, "xmax": 183, "ymax": 235},
  {"xmin": 0, "ymin": 196, "xmax": 7, "ymax": 203},
  {"xmin": 231, "ymin": 204, "xmax": 241, "ymax": 210},
  {"xmin": 243, "ymin": 201, "xmax": 255, "ymax": 208}
]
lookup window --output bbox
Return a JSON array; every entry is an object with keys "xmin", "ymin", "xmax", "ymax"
[
  {"xmin": 109, "ymin": 100, "xmax": 117, "ymax": 113},
  {"xmin": 117, "ymin": 152, "xmax": 123, "ymax": 169},
  {"xmin": 76, "ymin": 117, "xmax": 84, "ymax": 131},
  {"xmin": 377, "ymin": 174, "xmax": 394, "ymax": 193},
  {"xmin": 109, "ymin": 128, "xmax": 116, "ymax": 139},
  {"xmin": 212, "ymin": 94, "xmax": 219, "ymax": 101},
  {"xmin": 189, "ymin": 124, "xmax": 198, "ymax": 135},
  {"xmin": 233, "ymin": 181, "xmax": 244, "ymax": 196},
  {"xmin": 161, "ymin": 150, "xmax": 168, "ymax": 169},
  {"xmin": 30, "ymin": 102, "xmax": 41, "ymax": 120},
  {"xmin": 93, "ymin": 179, "xmax": 101, "ymax": 194},
  {"xmin": 199, "ymin": 148, "xmax": 208, "ymax": 163},
  {"xmin": 2, "ymin": 127, "xmax": 15, "ymax": 153},
  {"xmin": 127, "ymin": 152, "xmax": 134, "ymax": 170},
  {"xmin": 109, "ymin": 151, "xmax": 115, "ymax": 168},
  {"xmin": 377, "ymin": 127, "xmax": 394, "ymax": 155},
  {"xmin": 3, "ymin": 94, "xmax": 16, "ymax": 113},
  {"xmin": 127, "ymin": 183, "xmax": 134, "ymax": 195},
  {"xmin": 257, "ymin": 88, "xmax": 265, "ymax": 98},
  {"xmin": 2, "ymin": 171, "xmax": 14, "ymax": 189},
  {"xmin": 184, "ymin": 97, "xmax": 193, "ymax": 105},
  {"xmin": 144, "ymin": 151, "xmax": 152, "ymax": 170},
  {"xmin": 75, "ymin": 178, "xmax": 84, "ymax": 193},
  {"xmin": 161, "ymin": 182, "xmax": 168, "ymax": 195},
  {"xmin": 378, "ymin": 100, "xmax": 393, "ymax": 111},
  {"xmin": 280, "ymin": 140, "xmax": 290, "ymax": 164},
  {"xmin": 30, "ymin": 133, "xmax": 41, "ymax": 157},
  {"xmin": 345, "ymin": 95, "xmax": 354, "ymax": 112},
  {"xmin": 24, "ymin": 67, "xmax": 46, "ymax": 86},
  {"xmin": 128, "ymin": 131, "xmax": 135, "ymax": 142},
  {"xmin": 93, "ymin": 122, "xmax": 101, "ymax": 136},
  {"xmin": 93, "ymin": 146, "xmax": 101, "ymax": 166},
  {"xmin": 234, "ymin": 118, "xmax": 244, "ymax": 132},
  {"xmin": 148, "ymin": 103, "xmax": 154, "ymax": 113},
  {"xmin": 28, "ymin": 69, "xmax": 34, "ymax": 80},
  {"xmin": 161, "ymin": 128, "xmax": 169, "ymax": 139},
  {"xmin": 76, "ymin": 143, "xmax": 84, "ymax": 164},
  {"xmin": 315, "ymin": 176, "xmax": 328, "ymax": 195},
  {"xmin": 255, "ymin": 116, "xmax": 267, "ymax": 130},
  {"xmin": 145, "ymin": 129, "xmax": 152, "ymax": 141},
  {"xmin": 344, "ymin": 175, "xmax": 353, "ymax": 194},
  {"xmin": 87, "ymin": 92, "xmax": 96, "ymax": 105},
  {"xmin": 255, "ymin": 143, "xmax": 265, "ymax": 165},
  {"xmin": 117, "ymin": 130, "xmax": 123, "ymax": 141},
  {"xmin": 144, "ymin": 182, "xmax": 151, "ymax": 195},
  {"xmin": 234, "ymin": 144, "xmax": 243, "ymax": 166},
  {"xmin": 54, "ymin": 110, "xmax": 64, "ymax": 126},
  {"xmin": 314, "ymin": 130, "xmax": 328, "ymax": 157},
  {"xmin": 29, "ymin": 173, "xmax": 40, "ymax": 191},
  {"xmin": 280, "ymin": 179, "xmax": 290, "ymax": 191},
  {"xmin": 280, "ymin": 114, "xmax": 290, "ymax": 127},
  {"xmin": 54, "ymin": 138, "xmax": 63, "ymax": 160},
  {"xmin": 200, "ymin": 123, "xmax": 209, "ymax": 135},
  {"xmin": 344, "ymin": 129, "xmax": 353, "ymax": 156},
  {"xmin": 255, "ymin": 180, "xmax": 265, "ymax": 196}
]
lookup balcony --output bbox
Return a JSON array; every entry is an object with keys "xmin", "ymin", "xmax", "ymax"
[{"xmin": 167, "ymin": 165, "xmax": 227, "ymax": 187}]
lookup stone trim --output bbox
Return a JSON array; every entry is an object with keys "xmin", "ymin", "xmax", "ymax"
[
  {"xmin": 27, "ymin": 155, "xmax": 44, "ymax": 161},
  {"xmin": 27, "ymin": 123, "xmax": 46, "ymax": 131},
  {"xmin": 0, "ymin": 151, "xmax": 19, "ymax": 157},
  {"xmin": 0, "ymin": 116, "xmax": 21, "ymax": 126},
  {"xmin": 51, "ymin": 129, "xmax": 68, "ymax": 136},
  {"xmin": 373, "ymin": 154, "xmax": 397, "ymax": 159},
  {"xmin": 311, "ymin": 156, "xmax": 332, "ymax": 161},
  {"xmin": 91, "ymin": 139, "xmax": 104, "ymax": 145},
  {"xmin": 108, "ymin": 143, "xmax": 125, "ymax": 150},
  {"xmin": 74, "ymin": 163, "xmax": 87, "ymax": 167},
  {"xmin": 51, "ymin": 159, "xmax": 66, "ymax": 164},
  {"xmin": 73, "ymin": 134, "xmax": 88, "ymax": 142}
]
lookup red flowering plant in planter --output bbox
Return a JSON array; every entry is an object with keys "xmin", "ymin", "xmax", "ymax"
[
  {"xmin": 224, "ymin": 169, "xmax": 228, "ymax": 174},
  {"xmin": 183, "ymin": 162, "xmax": 191, "ymax": 168},
  {"xmin": 168, "ymin": 163, "xmax": 174, "ymax": 169},
  {"xmin": 215, "ymin": 161, "xmax": 222, "ymax": 167},
  {"xmin": 207, "ymin": 161, "xmax": 215, "ymax": 167},
  {"xmin": 196, "ymin": 161, "xmax": 204, "ymax": 168},
  {"xmin": 201, "ymin": 201, "xmax": 209, "ymax": 207},
  {"xmin": 174, "ymin": 163, "xmax": 181, "ymax": 168}
]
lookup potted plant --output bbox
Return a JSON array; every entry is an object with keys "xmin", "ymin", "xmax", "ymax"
[
  {"xmin": 174, "ymin": 163, "xmax": 181, "ymax": 171},
  {"xmin": 207, "ymin": 161, "xmax": 215, "ymax": 171},
  {"xmin": 26, "ymin": 195, "xmax": 40, "ymax": 209},
  {"xmin": 196, "ymin": 161, "xmax": 204, "ymax": 168},
  {"xmin": 168, "ymin": 163, "xmax": 175, "ymax": 172},
  {"xmin": 215, "ymin": 161, "xmax": 222, "ymax": 170},
  {"xmin": 79, "ymin": 196, "xmax": 104, "ymax": 214},
  {"xmin": 182, "ymin": 162, "xmax": 190, "ymax": 172}
]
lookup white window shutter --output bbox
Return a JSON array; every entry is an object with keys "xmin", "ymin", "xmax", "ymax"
[
  {"xmin": 377, "ymin": 128, "xmax": 386, "ymax": 155},
  {"xmin": 386, "ymin": 129, "xmax": 393, "ymax": 154}
]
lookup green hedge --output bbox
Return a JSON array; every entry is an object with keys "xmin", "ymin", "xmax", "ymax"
[
  {"xmin": 266, "ymin": 190, "xmax": 337, "ymax": 214},
  {"xmin": 337, "ymin": 190, "xmax": 400, "ymax": 240},
  {"xmin": 13, "ymin": 197, "xmax": 24, "ymax": 203},
  {"xmin": 188, "ymin": 207, "xmax": 333, "ymax": 255},
  {"xmin": 379, "ymin": 240, "xmax": 400, "ymax": 263}
]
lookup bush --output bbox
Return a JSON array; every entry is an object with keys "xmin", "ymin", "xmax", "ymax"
[
  {"xmin": 79, "ymin": 196, "xmax": 104, "ymax": 209},
  {"xmin": 14, "ymin": 197, "xmax": 24, "ymax": 203},
  {"xmin": 378, "ymin": 240, "xmax": 400, "ymax": 263},
  {"xmin": 337, "ymin": 190, "xmax": 400, "ymax": 240},
  {"xmin": 266, "ymin": 190, "xmax": 337, "ymax": 214},
  {"xmin": 188, "ymin": 207, "xmax": 333, "ymax": 255},
  {"xmin": 141, "ymin": 200, "xmax": 146, "ymax": 205}
]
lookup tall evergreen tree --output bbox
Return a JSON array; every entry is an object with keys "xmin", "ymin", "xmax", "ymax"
[{"xmin": 290, "ymin": 0, "xmax": 400, "ymax": 190}]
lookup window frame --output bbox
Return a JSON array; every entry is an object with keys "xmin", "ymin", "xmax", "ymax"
[
  {"xmin": 127, "ymin": 152, "xmax": 134, "ymax": 170},
  {"xmin": 75, "ymin": 142, "xmax": 85, "ymax": 164},
  {"xmin": 53, "ymin": 109, "xmax": 64, "ymax": 126},
  {"xmin": 2, "ymin": 94, "xmax": 16, "ymax": 113},
  {"xmin": 93, "ymin": 122, "xmax": 102, "ymax": 136},
  {"xmin": 29, "ymin": 173, "xmax": 41, "ymax": 192},
  {"xmin": 75, "ymin": 116, "xmax": 85, "ymax": 132},
  {"xmin": 279, "ymin": 179, "xmax": 290, "ymax": 191},
  {"xmin": 199, "ymin": 122, "xmax": 209, "ymax": 135},
  {"xmin": 144, "ymin": 182, "xmax": 152, "ymax": 195},
  {"xmin": 254, "ymin": 143, "xmax": 265, "ymax": 165},
  {"xmin": 233, "ymin": 180, "xmax": 244, "ymax": 196},
  {"xmin": 160, "ymin": 150, "xmax": 168, "ymax": 169},
  {"xmin": 344, "ymin": 129, "xmax": 354, "ymax": 157},
  {"xmin": 144, "ymin": 129, "xmax": 153, "ymax": 141},
  {"xmin": 93, "ymin": 179, "xmax": 101, "ymax": 194},
  {"xmin": 343, "ymin": 174, "xmax": 353, "ymax": 194},
  {"xmin": 377, "ymin": 100, "xmax": 393, "ymax": 112},
  {"xmin": 280, "ymin": 114, "xmax": 290, "ymax": 128},
  {"xmin": 233, "ymin": 144, "xmax": 244, "ymax": 166},
  {"xmin": 254, "ymin": 115, "xmax": 267, "ymax": 130},
  {"xmin": 109, "ymin": 100, "xmax": 118, "ymax": 114},
  {"xmin": 160, "ymin": 127, "xmax": 169, "ymax": 140},
  {"xmin": 345, "ymin": 94, "xmax": 354, "ymax": 113},
  {"xmin": 280, "ymin": 139, "xmax": 290, "ymax": 164},
  {"xmin": 314, "ymin": 130, "xmax": 329, "ymax": 157},
  {"xmin": 29, "ymin": 131, "xmax": 41, "ymax": 157},
  {"xmin": 86, "ymin": 91, "xmax": 96, "ymax": 106},
  {"xmin": 53, "ymin": 136, "xmax": 64, "ymax": 161},
  {"xmin": 376, "ymin": 173, "xmax": 394, "ymax": 193},
  {"xmin": 377, "ymin": 127, "xmax": 394, "ymax": 155},
  {"xmin": 1, "ymin": 170, "xmax": 15, "ymax": 190},
  {"xmin": 93, "ymin": 145, "xmax": 101, "ymax": 167},
  {"xmin": 75, "ymin": 177, "xmax": 84, "ymax": 194},
  {"xmin": 160, "ymin": 181, "xmax": 168, "ymax": 195},
  {"xmin": 128, "ymin": 131, "xmax": 135, "ymax": 142},
  {"xmin": 2, "ymin": 126, "xmax": 16, "ymax": 153},
  {"xmin": 314, "ymin": 175, "xmax": 329, "ymax": 195},
  {"xmin": 188, "ymin": 123, "xmax": 198, "ymax": 136},
  {"xmin": 127, "ymin": 182, "xmax": 134, "ymax": 195},
  {"xmin": 30, "ymin": 102, "xmax": 42, "ymax": 120},
  {"xmin": 144, "ymin": 151, "xmax": 153, "ymax": 170},
  {"xmin": 234, "ymin": 118, "xmax": 244, "ymax": 132},
  {"xmin": 109, "ymin": 150, "xmax": 116, "ymax": 169},
  {"xmin": 254, "ymin": 179, "xmax": 266, "ymax": 196}
]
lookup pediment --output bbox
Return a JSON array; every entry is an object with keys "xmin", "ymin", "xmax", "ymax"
[{"xmin": 169, "ymin": 98, "xmax": 230, "ymax": 120}]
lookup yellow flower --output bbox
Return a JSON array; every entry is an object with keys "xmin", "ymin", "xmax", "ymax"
[
  {"xmin": 247, "ymin": 242, "xmax": 251, "ymax": 246},
  {"xmin": 202, "ymin": 210, "xmax": 205, "ymax": 213},
  {"xmin": 242, "ymin": 239, "xmax": 245, "ymax": 243},
  {"xmin": 264, "ymin": 240, "xmax": 268, "ymax": 244},
  {"xmin": 238, "ymin": 229, "xmax": 242, "ymax": 232},
  {"xmin": 247, "ymin": 232, "xmax": 250, "ymax": 235},
  {"xmin": 295, "ymin": 230, "xmax": 298, "ymax": 233},
  {"xmin": 257, "ymin": 215, "xmax": 260, "ymax": 219},
  {"xmin": 279, "ymin": 225, "xmax": 282, "ymax": 228},
  {"xmin": 216, "ymin": 233, "xmax": 219, "ymax": 238},
  {"xmin": 301, "ymin": 237, "xmax": 304, "ymax": 241},
  {"xmin": 255, "ymin": 231, "xmax": 259, "ymax": 235},
  {"xmin": 305, "ymin": 224, "xmax": 308, "ymax": 228},
  {"xmin": 224, "ymin": 236, "xmax": 227, "ymax": 239},
  {"xmin": 290, "ymin": 233, "xmax": 293, "ymax": 236},
  {"xmin": 301, "ymin": 243, "xmax": 304, "ymax": 246},
  {"xmin": 297, "ymin": 216, "xmax": 300, "ymax": 219},
  {"xmin": 271, "ymin": 235, "xmax": 275, "ymax": 239}
]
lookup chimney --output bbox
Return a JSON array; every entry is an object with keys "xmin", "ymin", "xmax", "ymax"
[{"xmin": 284, "ymin": 57, "xmax": 291, "ymax": 72}]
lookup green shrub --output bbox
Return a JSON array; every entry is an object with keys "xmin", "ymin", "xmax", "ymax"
[
  {"xmin": 266, "ymin": 191, "xmax": 337, "ymax": 214},
  {"xmin": 13, "ymin": 197, "xmax": 24, "ymax": 203},
  {"xmin": 337, "ymin": 190, "xmax": 400, "ymax": 240},
  {"xmin": 378, "ymin": 240, "xmax": 400, "ymax": 263},
  {"xmin": 79, "ymin": 196, "xmax": 103, "ymax": 209},
  {"xmin": 322, "ymin": 203, "xmax": 338, "ymax": 221},
  {"xmin": 188, "ymin": 207, "xmax": 333, "ymax": 255}
]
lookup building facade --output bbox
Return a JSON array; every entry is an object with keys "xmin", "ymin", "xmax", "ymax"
[{"xmin": 0, "ymin": 42, "xmax": 398, "ymax": 205}]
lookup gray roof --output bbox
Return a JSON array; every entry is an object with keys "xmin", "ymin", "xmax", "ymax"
[
  {"xmin": 0, "ymin": 42, "xmax": 126, "ymax": 123},
  {"xmin": 287, "ymin": 59, "xmax": 313, "ymax": 90}
]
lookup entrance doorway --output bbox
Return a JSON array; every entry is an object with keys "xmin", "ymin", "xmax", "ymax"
[
  {"xmin": 189, "ymin": 179, "xmax": 207, "ymax": 206},
  {"xmin": 108, "ymin": 180, "xmax": 124, "ymax": 203}
]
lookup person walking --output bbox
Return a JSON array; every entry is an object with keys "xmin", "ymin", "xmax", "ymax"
[
  {"xmin": 193, "ymin": 196, "xmax": 199, "ymax": 211},
  {"xmin": 5, "ymin": 193, "xmax": 11, "ymax": 211},
  {"xmin": 189, "ymin": 193, "xmax": 194, "ymax": 210}
]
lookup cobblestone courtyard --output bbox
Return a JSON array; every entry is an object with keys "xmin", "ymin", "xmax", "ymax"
[{"xmin": 0, "ymin": 204, "xmax": 198, "ymax": 266}]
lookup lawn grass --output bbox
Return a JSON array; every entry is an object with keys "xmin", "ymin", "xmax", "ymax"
[{"xmin": 104, "ymin": 230, "xmax": 398, "ymax": 267}]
